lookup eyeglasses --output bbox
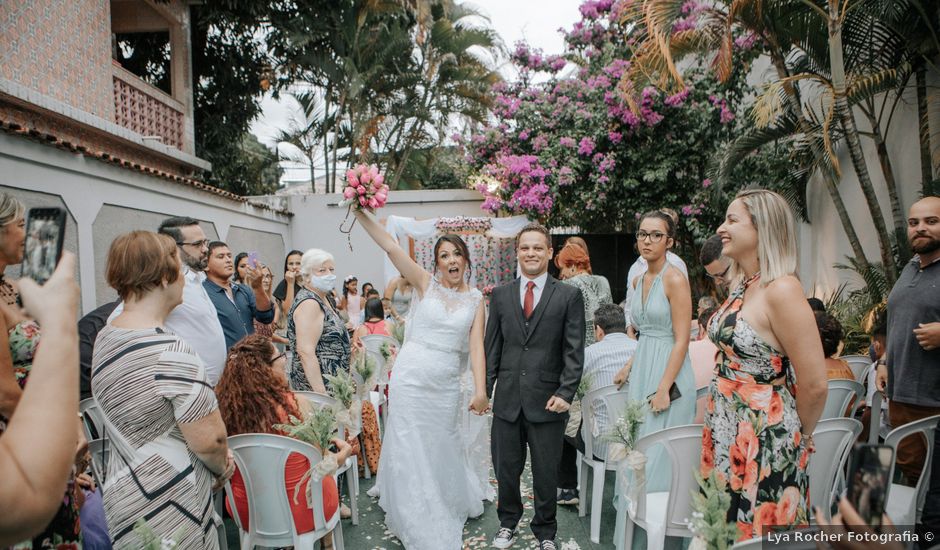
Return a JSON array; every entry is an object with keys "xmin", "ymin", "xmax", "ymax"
[
  {"xmin": 635, "ymin": 231, "xmax": 667, "ymax": 243},
  {"xmin": 269, "ymin": 352, "xmax": 286, "ymax": 364},
  {"xmin": 177, "ymin": 239, "xmax": 209, "ymax": 248},
  {"xmin": 707, "ymin": 263, "xmax": 731, "ymax": 281}
]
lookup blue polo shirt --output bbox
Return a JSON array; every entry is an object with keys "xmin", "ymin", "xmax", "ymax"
[{"xmin": 202, "ymin": 279, "xmax": 275, "ymax": 350}]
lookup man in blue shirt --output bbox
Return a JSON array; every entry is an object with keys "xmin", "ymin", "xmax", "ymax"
[{"xmin": 202, "ymin": 241, "xmax": 274, "ymax": 350}]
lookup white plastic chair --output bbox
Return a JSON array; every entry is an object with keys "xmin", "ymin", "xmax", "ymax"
[
  {"xmin": 293, "ymin": 391, "xmax": 359, "ymax": 525},
  {"xmin": 622, "ymin": 424, "xmax": 704, "ymax": 550},
  {"xmin": 807, "ymin": 418, "xmax": 862, "ymax": 520},
  {"xmin": 79, "ymin": 397, "xmax": 105, "ymax": 441},
  {"xmin": 883, "ymin": 414, "xmax": 940, "ymax": 525},
  {"xmin": 820, "ymin": 379, "xmax": 864, "ymax": 420},
  {"xmin": 87, "ymin": 438, "xmax": 110, "ymax": 491},
  {"xmin": 577, "ymin": 384, "xmax": 625, "ymax": 543},
  {"xmin": 365, "ymin": 348, "xmax": 390, "ymax": 429},
  {"xmin": 360, "ymin": 334, "xmax": 399, "ymax": 357},
  {"xmin": 840, "ymin": 355, "xmax": 873, "ymax": 384},
  {"xmin": 223, "ymin": 433, "xmax": 344, "ymax": 550}
]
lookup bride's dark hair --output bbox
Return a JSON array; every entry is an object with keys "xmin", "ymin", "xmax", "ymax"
[{"xmin": 433, "ymin": 234, "xmax": 472, "ymax": 279}]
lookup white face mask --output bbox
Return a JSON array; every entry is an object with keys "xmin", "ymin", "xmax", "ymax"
[{"xmin": 309, "ymin": 273, "xmax": 336, "ymax": 292}]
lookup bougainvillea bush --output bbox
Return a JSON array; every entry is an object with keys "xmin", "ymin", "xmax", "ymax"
[{"xmin": 458, "ymin": 0, "xmax": 790, "ymax": 244}]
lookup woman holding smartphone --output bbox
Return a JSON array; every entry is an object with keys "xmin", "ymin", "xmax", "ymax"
[{"xmin": 0, "ymin": 195, "xmax": 85, "ymax": 547}]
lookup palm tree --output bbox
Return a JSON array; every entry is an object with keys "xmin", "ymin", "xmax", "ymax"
[{"xmin": 616, "ymin": 0, "xmax": 940, "ymax": 283}]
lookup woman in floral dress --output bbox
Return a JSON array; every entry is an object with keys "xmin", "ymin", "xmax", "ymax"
[{"xmin": 701, "ymin": 189, "xmax": 828, "ymax": 541}]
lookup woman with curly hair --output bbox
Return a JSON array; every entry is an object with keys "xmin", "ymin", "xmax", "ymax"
[{"xmin": 215, "ymin": 334, "xmax": 352, "ymax": 546}]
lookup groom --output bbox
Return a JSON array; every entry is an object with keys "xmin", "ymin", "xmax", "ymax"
[{"xmin": 485, "ymin": 223, "xmax": 585, "ymax": 550}]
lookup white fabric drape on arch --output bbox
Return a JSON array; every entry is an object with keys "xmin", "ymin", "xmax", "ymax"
[{"xmin": 382, "ymin": 215, "xmax": 530, "ymax": 288}]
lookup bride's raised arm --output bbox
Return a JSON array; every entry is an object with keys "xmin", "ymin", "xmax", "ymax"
[{"xmin": 353, "ymin": 209, "xmax": 431, "ymax": 296}]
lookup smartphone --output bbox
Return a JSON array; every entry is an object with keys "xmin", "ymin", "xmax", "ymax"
[
  {"xmin": 846, "ymin": 444, "xmax": 894, "ymax": 529},
  {"xmin": 21, "ymin": 207, "xmax": 66, "ymax": 286},
  {"xmin": 247, "ymin": 251, "xmax": 260, "ymax": 269}
]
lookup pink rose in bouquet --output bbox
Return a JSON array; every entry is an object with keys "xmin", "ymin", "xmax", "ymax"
[{"xmin": 340, "ymin": 164, "xmax": 389, "ymax": 212}]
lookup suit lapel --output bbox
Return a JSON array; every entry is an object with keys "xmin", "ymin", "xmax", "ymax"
[
  {"xmin": 524, "ymin": 275, "xmax": 557, "ymax": 344},
  {"xmin": 509, "ymin": 278, "xmax": 527, "ymax": 337}
]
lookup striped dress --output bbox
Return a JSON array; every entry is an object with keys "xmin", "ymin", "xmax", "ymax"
[{"xmin": 92, "ymin": 325, "xmax": 220, "ymax": 549}]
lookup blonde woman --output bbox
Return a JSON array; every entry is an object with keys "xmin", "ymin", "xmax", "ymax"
[{"xmin": 700, "ymin": 189, "xmax": 827, "ymax": 541}]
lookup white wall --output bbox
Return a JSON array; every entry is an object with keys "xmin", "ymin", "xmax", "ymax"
[
  {"xmin": 284, "ymin": 189, "xmax": 490, "ymax": 292},
  {"xmin": 0, "ymin": 132, "xmax": 291, "ymax": 312}
]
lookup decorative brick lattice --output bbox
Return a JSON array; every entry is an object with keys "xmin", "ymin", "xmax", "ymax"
[{"xmin": 112, "ymin": 76, "xmax": 183, "ymax": 150}]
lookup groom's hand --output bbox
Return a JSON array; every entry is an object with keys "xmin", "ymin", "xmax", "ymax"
[{"xmin": 545, "ymin": 395, "xmax": 570, "ymax": 413}]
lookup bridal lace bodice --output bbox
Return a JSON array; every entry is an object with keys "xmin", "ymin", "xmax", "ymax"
[{"xmin": 403, "ymin": 278, "xmax": 482, "ymax": 355}]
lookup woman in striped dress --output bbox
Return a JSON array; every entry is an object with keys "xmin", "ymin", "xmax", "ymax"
[{"xmin": 92, "ymin": 231, "xmax": 234, "ymax": 549}]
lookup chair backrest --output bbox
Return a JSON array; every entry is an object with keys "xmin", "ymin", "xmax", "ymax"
[
  {"xmin": 633, "ymin": 424, "xmax": 704, "ymax": 534},
  {"xmin": 841, "ymin": 355, "xmax": 872, "ymax": 383},
  {"xmin": 224, "ymin": 433, "xmax": 335, "ymax": 546},
  {"xmin": 884, "ymin": 414, "xmax": 940, "ymax": 520},
  {"xmin": 367, "ymin": 349, "xmax": 389, "ymax": 387},
  {"xmin": 88, "ymin": 438, "xmax": 110, "ymax": 490},
  {"xmin": 807, "ymin": 418, "xmax": 862, "ymax": 518},
  {"xmin": 580, "ymin": 384, "xmax": 618, "ymax": 462},
  {"xmin": 79, "ymin": 397, "xmax": 105, "ymax": 441},
  {"xmin": 868, "ymin": 390, "xmax": 884, "ymax": 444},
  {"xmin": 821, "ymin": 379, "xmax": 864, "ymax": 420},
  {"xmin": 360, "ymin": 334, "xmax": 399, "ymax": 356}
]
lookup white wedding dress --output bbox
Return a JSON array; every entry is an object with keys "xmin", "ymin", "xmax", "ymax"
[{"xmin": 375, "ymin": 277, "xmax": 493, "ymax": 549}]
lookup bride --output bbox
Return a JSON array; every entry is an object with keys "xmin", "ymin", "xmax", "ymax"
[{"xmin": 354, "ymin": 209, "xmax": 491, "ymax": 549}]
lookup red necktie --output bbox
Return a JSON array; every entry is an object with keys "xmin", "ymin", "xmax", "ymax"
[{"xmin": 524, "ymin": 281, "xmax": 535, "ymax": 318}]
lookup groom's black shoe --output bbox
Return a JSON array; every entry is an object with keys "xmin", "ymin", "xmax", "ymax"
[
  {"xmin": 492, "ymin": 526, "xmax": 516, "ymax": 548},
  {"xmin": 538, "ymin": 539, "xmax": 557, "ymax": 550}
]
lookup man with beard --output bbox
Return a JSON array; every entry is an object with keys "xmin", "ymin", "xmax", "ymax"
[
  {"xmin": 877, "ymin": 196, "xmax": 940, "ymax": 484},
  {"xmin": 108, "ymin": 217, "xmax": 227, "ymax": 385}
]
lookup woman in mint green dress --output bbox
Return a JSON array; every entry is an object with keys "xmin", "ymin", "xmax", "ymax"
[{"xmin": 615, "ymin": 210, "xmax": 695, "ymax": 492}]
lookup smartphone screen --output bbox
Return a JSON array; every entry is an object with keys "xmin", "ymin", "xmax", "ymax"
[
  {"xmin": 21, "ymin": 208, "xmax": 66, "ymax": 286},
  {"xmin": 846, "ymin": 444, "xmax": 894, "ymax": 528},
  {"xmin": 247, "ymin": 251, "xmax": 259, "ymax": 269}
]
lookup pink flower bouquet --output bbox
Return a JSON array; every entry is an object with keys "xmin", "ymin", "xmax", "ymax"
[{"xmin": 340, "ymin": 164, "xmax": 389, "ymax": 212}]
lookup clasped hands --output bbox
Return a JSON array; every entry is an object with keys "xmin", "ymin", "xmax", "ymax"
[
  {"xmin": 469, "ymin": 392, "xmax": 490, "ymax": 415},
  {"xmin": 467, "ymin": 393, "xmax": 570, "ymax": 414}
]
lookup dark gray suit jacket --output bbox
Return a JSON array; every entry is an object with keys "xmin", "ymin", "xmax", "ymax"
[{"xmin": 485, "ymin": 275, "xmax": 585, "ymax": 423}]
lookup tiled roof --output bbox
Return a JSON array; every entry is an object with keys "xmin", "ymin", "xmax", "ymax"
[{"xmin": 0, "ymin": 118, "xmax": 292, "ymax": 217}]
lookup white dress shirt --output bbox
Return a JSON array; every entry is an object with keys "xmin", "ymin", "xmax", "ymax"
[
  {"xmin": 519, "ymin": 272, "xmax": 549, "ymax": 311},
  {"xmin": 109, "ymin": 266, "xmax": 227, "ymax": 386},
  {"xmin": 623, "ymin": 251, "xmax": 688, "ymax": 325}
]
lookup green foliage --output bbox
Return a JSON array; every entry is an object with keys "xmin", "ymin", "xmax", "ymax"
[
  {"xmin": 576, "ymin": 371, "xmax": 595, "ymax": 401},
  {"xmin": 826, "ymin": 258, "xmax": 892, "ymax": 354},
  {"xmin": 688, "ymin": 471, "xmax": 740, "ymax": 550},
  {"xmin": 324, "ymin": 370, "xmax": 357, "ymax": 409},
  {"xmin": 605, "ymin": 399, "xmax": 647, "ymax": 450},
  {"xmin": 389, "ymin": 323, "xmax": 405, "ymax": 345},
  {"xmin": 274, "ymin": 407, "xmax": 337, "ymax": 453},
  {"xmin": 132, "ymin": 519, "xmax": 183, "ymax": 549},
  {"xmin": 208, "ymin": 133, "xmax": 282, "ymax": 195},
  {"xmin": 353, "ymin": 350, "xmax": 377, "ymax": 387}
]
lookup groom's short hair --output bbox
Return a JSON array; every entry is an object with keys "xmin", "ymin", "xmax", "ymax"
[
  {"xmin": 594, "ymin": 303, "xmax": 627, "ymax": 334},
  {"xmin": 515, "ymin": 223, "xmax": 551, "ymax": 248}
]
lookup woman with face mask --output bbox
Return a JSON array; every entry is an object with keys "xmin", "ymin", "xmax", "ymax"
[{"xmin": 286, "ymin": 248, "xmax": 350, "ymax": 394}]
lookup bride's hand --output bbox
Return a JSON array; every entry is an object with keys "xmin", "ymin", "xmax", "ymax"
[{"xmin": 469, "ymin": 392, "xmax": 490, "ymax": 415}]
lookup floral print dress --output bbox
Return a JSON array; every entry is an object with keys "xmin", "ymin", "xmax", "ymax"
[
  {"xmin": 2, "ymin": 321, "xmax": 83, "ymax": 549},
  {"xmin": 701, "ymin": 274, "xmax": 810, "ymax": 541}
]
